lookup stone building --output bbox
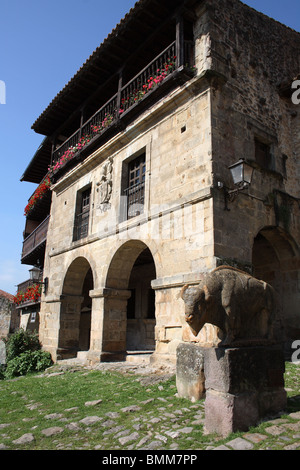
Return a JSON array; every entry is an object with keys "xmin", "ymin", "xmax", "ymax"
[
  {"xmin": 0, "ymin": 290, "xmax": 19, "ymax": 339},
  {"xmin": 20, "ymin": 0, "xmax": 300, "ymax": 365}
]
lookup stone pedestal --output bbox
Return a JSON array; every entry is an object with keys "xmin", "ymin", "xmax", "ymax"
[
  {"xmin": 204, "ymin": 345, "xmax": 287, "ymax": 437},
  {"xmin": 176, "ymin": 342, "xmax": 205, "ymax": 401},
  {"xmin": 176, "ymin": 342, "xmax": 287, "ymax": 437}
]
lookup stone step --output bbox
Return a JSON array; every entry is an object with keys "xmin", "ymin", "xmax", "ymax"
[
  {"xmin": 57, "ymin": 350, "xmax": 154, "ymax": 366},
  {"xmin": 76, "ymin": 351, "xmax": 89, "ymax": 361},
  {"xmin": 125, "ymin": 351, "xmax": 153, "ymax": 364}
]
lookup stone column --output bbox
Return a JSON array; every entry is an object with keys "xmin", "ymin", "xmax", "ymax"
[
  {"xmin": 87, "ymin": 289, "xmax": 105, "ymax": 364},
  {"xmin": 87, "ymin": 287, "xmax": 131, "ymax": 364}
]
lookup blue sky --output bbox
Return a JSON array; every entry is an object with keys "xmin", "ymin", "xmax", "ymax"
[{"xmin": 0, "ymin": 0, "xmax": 299, "ymax": 295}]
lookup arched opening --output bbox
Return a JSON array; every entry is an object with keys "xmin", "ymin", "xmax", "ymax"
[
  {"xmin": 103, "ymin": 241, "xmax": 157, "ymax": 360},
  {"xmin": 58, "ymin": 257, "xmax": 94, "ymax": 359},
  {"xmin": 126, "ymin": 248, "xmax": 156, "ymax": 351},
  {"xmin": 252, "ymin": 226, "xmax": 300, "ymax": 353}
]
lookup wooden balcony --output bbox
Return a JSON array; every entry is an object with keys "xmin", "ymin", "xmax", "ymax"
[
  {"xmin": 50, "ymin": 40, "xmax": 195, "ymax": 179},
  {"xmin": 21, "ymin": 215, "xmax": 49, "ymax": 265}
]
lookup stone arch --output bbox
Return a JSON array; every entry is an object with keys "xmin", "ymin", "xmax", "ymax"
[
  {"xmin": 252, "ymin": 226, "xmax": 300, "ymax": 354},
  {"xmin": 58, "ymin": 256, "xmax": 94, "ymax": 359},
  {"xmin": 102, "ymin": 240, "xmax": 157, "ymax": 360},
  {"xmin": 105, "ymin": 240, "xmax": 157, "ymax": 289}
]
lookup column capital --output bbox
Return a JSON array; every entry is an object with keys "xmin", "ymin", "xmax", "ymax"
[{"xmin": 89, "ymin": 287, "xmax": 131, "ymax": 300}]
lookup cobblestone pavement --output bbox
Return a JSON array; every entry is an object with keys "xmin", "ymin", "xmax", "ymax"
[
  {"xmin": 1, "ymin": 357, "xmax": 300, "ymax": 451},
  {"xmin": 57, "ymin": 357, "xmax": 300, "ymax": 450}
]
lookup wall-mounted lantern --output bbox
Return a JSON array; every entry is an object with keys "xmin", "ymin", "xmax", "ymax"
[
  {"xmin": 29, "ymin": 267, "xmax": 48, "ymax": 294},
  {"xmin": 219, "ymin": 159, "xmax": 254, "ymax": 210},
  {"xmin": 228, "ymin": 159, "xmax": 254, "ymax": 189}
]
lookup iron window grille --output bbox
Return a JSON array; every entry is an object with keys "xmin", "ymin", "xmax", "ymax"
[
  {"xmin": 124, "ymin": 154, "xmax": 146, "ymax": 219},
  {"xmin": 73, "ymin": 187, "xmax": 91, "ymax": 241}
]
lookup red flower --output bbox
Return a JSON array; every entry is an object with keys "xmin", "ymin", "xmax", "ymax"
[
  {"xmin": 13, "ymin": 284, "xmax": 42, "ymax": 305},
  {"xmin": 24, "ymin": 175, "xmax": 51, "ymax": 216}
]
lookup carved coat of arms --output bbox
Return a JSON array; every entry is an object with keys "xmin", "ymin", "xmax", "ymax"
[{"xmin": 96, "ymin": 157, "xmax": 113, "ymax": 209}]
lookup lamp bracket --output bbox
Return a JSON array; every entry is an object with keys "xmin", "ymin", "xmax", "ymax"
[{"xmin": 222, "ymin": 183, "xmax": 249, "ymax": 211}]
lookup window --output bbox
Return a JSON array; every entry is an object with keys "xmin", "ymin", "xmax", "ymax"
[
  {"xmin": 73, "ymin": 186, "xmax": 91, "ymax": 241},
  {"xmin": 255, "ymin": 139, "xmax": 271, "ymax": 170},
  {"xmin": 124, "ymin": 153, "xmax": 146, "ymax": 219},
  {"xmin": 30, "ymin": 312, "xmax": 37, "ymax": 323}
]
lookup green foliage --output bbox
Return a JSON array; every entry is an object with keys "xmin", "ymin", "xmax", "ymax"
[
  {"xmin": 0, "ymin": 365, "xmax": 5, "ymax": 380},
  {"xmin": 5, "ymin": 329, "xmax": 41, "ymax": 362},
  {"xmin": 1, "ymin": 329, "xmax": 53, "ymax": 380},
  {"xmin": 4, "ymin": 350, "xmax": 53, "ymax": 379}
]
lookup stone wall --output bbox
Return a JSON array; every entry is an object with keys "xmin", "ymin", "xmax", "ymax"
[
  {"xmin": 0, "ymin": 291, "xmax": 19, "ymax": 364},
  {"xmin": 0, "ymin": 292, "xmax": 18, "ymax": 339}
]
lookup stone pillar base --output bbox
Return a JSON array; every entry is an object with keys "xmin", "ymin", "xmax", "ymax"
[
  {"xmin": 203, "ymin": 345, "xmax": 287, "ymax": 437},
  {"xmin": 176, "ymin": 343, "xmax": 287, "ymax": 437},
  {"xmin": 86, "ymin": 349, "xmax": 126, "ymax": 364},
  {"xmin": 56, "ymin": 347, "xmax": 78, "ymax": 360}
]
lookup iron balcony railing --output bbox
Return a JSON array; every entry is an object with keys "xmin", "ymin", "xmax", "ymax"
[
  {"xmin": 120, "ymin": 41, "xmax": 177, "ymax": 113},
  {"xmin": 51, "ymin": 40, "xmax": 195, "ymax": 172}
]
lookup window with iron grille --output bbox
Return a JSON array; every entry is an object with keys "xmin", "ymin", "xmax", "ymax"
[
  {"xmin": 73, "ymin": 186, "xmax": 91, "ymax": 241},
  {"xmin": 124, "ymin": 153, "xmax": 146, "ymax": 219}
]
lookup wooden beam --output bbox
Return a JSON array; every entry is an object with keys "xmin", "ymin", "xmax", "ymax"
[{"xmin": 176, "ymin": 15, "xmax": 184, "ymax": 68}]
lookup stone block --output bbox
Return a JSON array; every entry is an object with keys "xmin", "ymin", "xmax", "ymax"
[
  {"xmin": 204, "ymin": 345, "xmax": 286, "ymax": 395},
  {"xmin": 203, "ymin": 345, "xmax": 287, "ymax": 437},
  {"xmin": 204, "ymin": 389, "xmax": 260, "ymax": 437},
  {"xmin": 176, "ymin": 342, "xmax": 205, "ymax": 401}
]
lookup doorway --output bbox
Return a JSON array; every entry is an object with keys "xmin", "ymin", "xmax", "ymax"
[
  {"xmin": 252, "ymin": 227, "xmax": 300, "ymax": 344},
  {"xmin": 104, "ymin": 241, "xmax": 157, "ymax": 358},
  {"xmin": 58, "ymin": 257, "xmax": 94, "ymax": 359}
]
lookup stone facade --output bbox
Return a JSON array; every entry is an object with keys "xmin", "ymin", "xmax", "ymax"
[{"xmin": 30, "ymin": 0, "xmax": 299, "ymax": 365}]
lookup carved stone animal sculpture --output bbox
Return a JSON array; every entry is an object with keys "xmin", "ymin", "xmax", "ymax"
[{"xmin": 181, "ymin": 266, "xmax": 276, "ymax": 346}]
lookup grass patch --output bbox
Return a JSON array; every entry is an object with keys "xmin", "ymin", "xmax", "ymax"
[{"xmin": 0, "ymin": 362, "xmax": 299, "ymax": 450}]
